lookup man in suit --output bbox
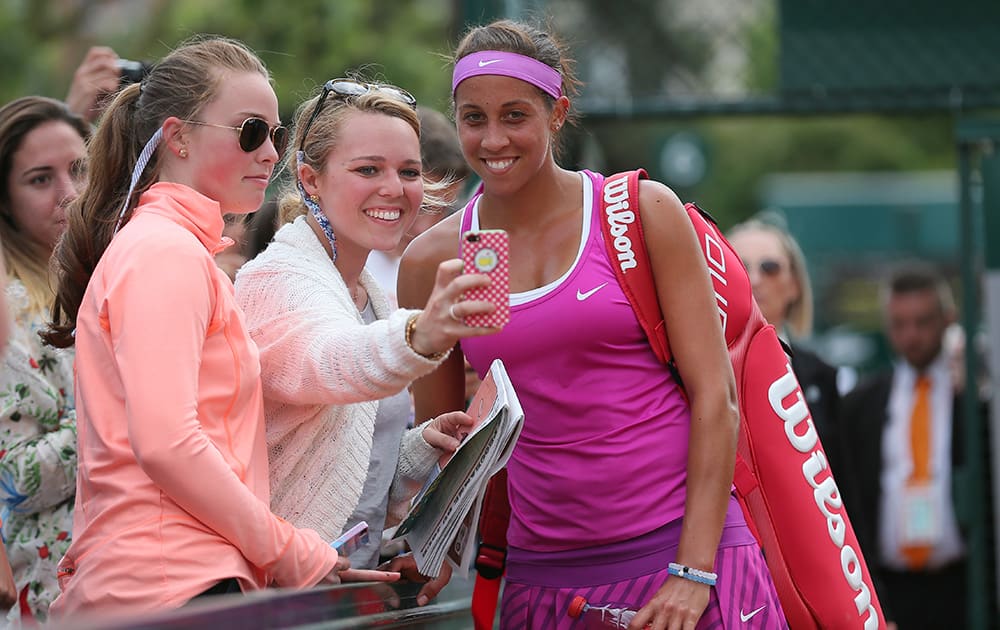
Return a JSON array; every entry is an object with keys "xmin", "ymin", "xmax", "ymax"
[{"xmin": 841, "ymin": 264, "xmax": 968, "ymax": 629}]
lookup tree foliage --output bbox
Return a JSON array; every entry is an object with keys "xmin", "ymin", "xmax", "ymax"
[
  {"xmin": 0, "ymin": 0, "xmax": 460, "ymax": 118},
  {"xmin": 553, "ymin": 0, "xmax": 957, "ymax": 229},
  {"xmin": 0, "ymin": 0, "xmax": 961, "ymax": 231}
]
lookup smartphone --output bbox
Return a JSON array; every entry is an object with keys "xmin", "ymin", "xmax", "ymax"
[
  {"xmin": 461, "ymin": 229, "xmax": 510, "ymax": 328},
  {"xmin": 331, "ymin": 521, "xmax": 369, "ymax": 557}
]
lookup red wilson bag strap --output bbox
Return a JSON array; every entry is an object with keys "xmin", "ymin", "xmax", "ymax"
[
  {"xmin": 597, "ymin": 169, "xmax": 776, "ymax": 553},
  {"xmin": 597, "ymin": 169, "xmax": 756, "ymax": 372},
  {"xmin": 598, "ymin": 169, "xmax": 671, "ymax": 364},
  {"xmin": 471, "ymin": 469, "xmax": 509, "ymax": 630}
]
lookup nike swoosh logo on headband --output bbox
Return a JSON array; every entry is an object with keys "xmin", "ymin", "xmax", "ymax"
[{"xmin": 478, "ymin": 59, "xmax": 503, "ymax": 67}]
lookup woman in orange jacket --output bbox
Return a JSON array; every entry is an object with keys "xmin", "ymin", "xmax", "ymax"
[{"xmin": 42, "ymin": 36, "xmax": 398, "ymax": 620}]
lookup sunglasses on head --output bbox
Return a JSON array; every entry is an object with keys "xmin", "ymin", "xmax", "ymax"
[
  {"xmin": 744, "ymin": 259, "xmax": 784, "ymax": 277},
  {"xmin": 183, "ymin": 117, "xmax": 289, "ymax": 159},
  {"xmin": 298, "ymin": 78, "xmax": 417, "ymax": 153}
]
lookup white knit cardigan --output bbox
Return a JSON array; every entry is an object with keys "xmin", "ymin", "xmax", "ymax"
[{"xmin": 234, "ymin": 217, "xmax": 445, "ymax": 542}]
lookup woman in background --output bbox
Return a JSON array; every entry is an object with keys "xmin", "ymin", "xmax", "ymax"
[
  {"xmin": 0, "ymin": 254, "xmax": 14, "ymax": 613},
  {"xmin": 728, "ymin": 218, "xmax": 842, "ymax": 472},
  {"xmin": 0, "ymin": 96, "xmax": 87, "ymax": 623}
]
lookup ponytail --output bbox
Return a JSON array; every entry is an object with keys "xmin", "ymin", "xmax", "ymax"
[
  {"xmin": 43, "ymin": 84, "xmax": 155, "ymax": 348},
  {"xmin": 43, "ymin": 35, "xmax": 268, "ymax": 348}
]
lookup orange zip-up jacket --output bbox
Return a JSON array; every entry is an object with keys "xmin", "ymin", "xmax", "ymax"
[{"xmin": 50, "ymin": 183, "xmax": 337, "ymax": 618}]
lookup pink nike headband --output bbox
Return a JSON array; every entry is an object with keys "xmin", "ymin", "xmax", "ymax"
[{"xmin": 452, "ymin": 50, "xmax": 563, "ymax": 99}]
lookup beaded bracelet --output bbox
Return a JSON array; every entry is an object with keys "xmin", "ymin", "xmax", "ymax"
[
  {"xmin": 405, "ymin": 313, "xmax": 450, "ymax": 361},
  {"xmin": 667, "ymin": 562, "xmax": 718, "ymax": 586}
]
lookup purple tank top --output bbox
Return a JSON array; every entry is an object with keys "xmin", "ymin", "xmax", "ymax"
[{"xmin": 460, "ymin": 171, "xmax": 693, "ymax": 552}]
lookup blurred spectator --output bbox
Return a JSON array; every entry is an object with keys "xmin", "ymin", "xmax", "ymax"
[
  {"xmin": 216, "ymin": 199, "xmax": 281, "ymax": 279},
  {"xmin": 245, "ymin": 197, "xmax": 281, "ymax": 261},
  {"xmin": 728, "ymin": 217, "xmax": 842, "ymax": 472},
  {"xmin": 0, "ymin": 248, "xmax": 8, "ymax": 352},
  {"xmin": 840, "ymin": 262, "xmax": 978, "ymax": 629},
  {"xmin": 64, "ymin": 46, "xmax": 123, "ymax": 125},
  {"xmin": 214, "ymin": 213, "xmax": 250, "ymax": 281},
  {"xmin": 0, "ymin": 547, "xmax": 11, "ymax": 612},
  {"xmin": 0, "ymin": 253, "xmax": 15, "ymax": 612},
  {"xmin": 0, "ymin": 96, "xmax": 87, "ymax": 623}
]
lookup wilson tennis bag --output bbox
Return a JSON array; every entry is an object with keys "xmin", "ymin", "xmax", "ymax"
[
  {"xmin": 470, "ymin": 169, "xmax": 886, "ymax": 630},
  {"xmin": 597, "ymin": 169, "xmax": 885, "ymax": 629}
]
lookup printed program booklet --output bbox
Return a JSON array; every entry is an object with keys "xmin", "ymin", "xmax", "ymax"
[{"xmin": 393, "ymin": 358, "xmax": 524, "ymax": 578}]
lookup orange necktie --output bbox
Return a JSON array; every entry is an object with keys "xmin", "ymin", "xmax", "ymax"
[{"xmin": 901, "ymin": 374, "xmax": 932, "ymax": 569}]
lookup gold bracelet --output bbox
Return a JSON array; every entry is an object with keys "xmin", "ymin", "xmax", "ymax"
[{"xmin": 405, "ymin": 313, "xmax": 449, "ymax": 361}]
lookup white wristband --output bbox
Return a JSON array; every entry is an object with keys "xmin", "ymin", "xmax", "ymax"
[{"xmin": 667, "ymin": 562, "xmax": 717, "ymax": 586}]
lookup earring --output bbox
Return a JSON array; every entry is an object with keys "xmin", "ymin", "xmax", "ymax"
[
  {"xmin": 179, "ymin": 148, "xmax": 188, "ymax": 158},
  {"xmin": 309, "ymin": 194, "xmax": 320, "ymax": 203}
]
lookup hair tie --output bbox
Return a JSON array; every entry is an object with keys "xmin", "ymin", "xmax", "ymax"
[{"xmin": 113, "ymin": 127, "xmax": 163, "ymax": 235}]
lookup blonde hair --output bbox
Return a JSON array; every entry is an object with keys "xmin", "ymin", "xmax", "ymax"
[
  {"xmin": 728, "ymin": 218, "xmax": 814, "ymax": 338},
  {"xmin": 0, "ymin": 96, "xmax": 89, "ymax": 315},
  {"xmin": 280, "ymin": 81, "xmax": 449, "ymax": 225}
]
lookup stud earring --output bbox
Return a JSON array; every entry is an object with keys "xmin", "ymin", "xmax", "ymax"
[
  {"xmin": 179, "ymin": 148, "xmax": 188, "ymax": 158},
  {"xmin": 309, "ymin": 194, "xmax": 320, "ymax": 203}
]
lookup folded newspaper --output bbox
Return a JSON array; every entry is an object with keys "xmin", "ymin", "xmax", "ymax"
[{"xmin": 393, "ymin": 358, "xmax": 524, "ymax": 578}]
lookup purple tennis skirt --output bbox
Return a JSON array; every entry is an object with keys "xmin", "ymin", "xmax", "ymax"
[{"xmin": 500, "ymin": 506, "xmax": 787, "ymax": 629}]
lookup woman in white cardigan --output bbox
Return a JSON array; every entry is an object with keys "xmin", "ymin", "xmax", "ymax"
[{"xmin": 234, "ymin": 79, "xmax": 496, "ymax": 606}]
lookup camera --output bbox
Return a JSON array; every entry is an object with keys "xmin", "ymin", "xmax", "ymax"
[{"xmin": 116, "ymin": 58, "xmax": 153, "ymax": 86}]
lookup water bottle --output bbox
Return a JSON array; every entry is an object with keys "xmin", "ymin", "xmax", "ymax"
[{"xmin": 567, "ymin": 594, "xmax": 638, "ymax": 629}]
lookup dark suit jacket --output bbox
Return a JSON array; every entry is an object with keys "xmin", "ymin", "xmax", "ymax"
[
  {"xmin": 839, "ymin": 369, "xmax": 981, "ymax": 628},
  {"xmin": 839, "ymin": 370, "xmax": 967, "ymax": 565}
]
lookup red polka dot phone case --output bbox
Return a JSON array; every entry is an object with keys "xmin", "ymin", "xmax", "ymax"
[{"xmin": 461, "ymin": 229, "xmax": 510, "ymax": 329}]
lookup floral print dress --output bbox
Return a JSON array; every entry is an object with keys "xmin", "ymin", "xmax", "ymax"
[{"xmin": 0, "ymin": 280, "xmax": 75, "ymax": 624}]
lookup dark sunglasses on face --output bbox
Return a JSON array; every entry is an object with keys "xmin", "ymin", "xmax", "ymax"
[
  {"xmin": 183, "ymin": 117, "xmax": 289, "ymax": 159},
  {"xmin": 298, "ymin": 78, "xmax": 417, "ymax": 153},
  {"xmin": 744, "ymin": 259, "xmax": 784, "ymax": 277}
]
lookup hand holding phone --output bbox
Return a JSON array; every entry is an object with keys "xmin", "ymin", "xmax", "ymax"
[
  {"xmin": 331, "ymin": 521, "xmax": 369, "ymax": 557},
  {"xmin": 461, "ymin": 230, "xmax": 510, "ymax": 328}
]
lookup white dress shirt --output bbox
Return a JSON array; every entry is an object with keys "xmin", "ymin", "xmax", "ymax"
[{"xmin": 878, "ymin": 353, "xmax": 965, "ymax": 570}]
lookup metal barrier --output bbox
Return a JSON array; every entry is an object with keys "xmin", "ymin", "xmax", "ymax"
[{"xmin": 53, "ymin": 578, "xmax": 476, "ymax": 630}]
